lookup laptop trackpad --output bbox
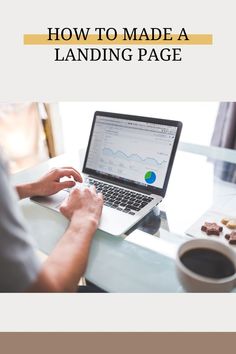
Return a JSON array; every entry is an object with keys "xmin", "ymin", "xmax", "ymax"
[
  {"xmin": 99, "ymin": 205, "xmax": 139, "ymax": 236},
  {"xmin": 31, "ymin": 190, "xmax": 69, "ymax": 210}
]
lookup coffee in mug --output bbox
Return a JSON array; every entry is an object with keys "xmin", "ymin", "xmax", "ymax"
[{"xmin": 176, "ymin": 239, "xmax": 236, "ymax": 292}]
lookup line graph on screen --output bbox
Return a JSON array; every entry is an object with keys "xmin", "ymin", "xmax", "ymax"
[{"xmin": 102, "ymin": 147, "xmax": 167, "ymax": 168}]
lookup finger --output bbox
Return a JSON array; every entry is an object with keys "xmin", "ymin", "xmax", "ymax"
[
  {"xmin": 70, "ymin": 187, "xmax": 81, "ymax": 198},
  {"xmin": 90, "ymin": 185, "xmax": 97, "ymax": 194},
  {"xmin": 82, "ymin": 186, "xmax": 92, "ymax": 195},
  {"xmin": 61, "ymin": 167, "xmax": 83, "ymax": 182},
  {"xmin": 59, "ymin": 203, "xmax": 66, "ymax": 213},
  {"xmin": 97, "ymin": 192, "xmax": 104, "ymax": 202},
  {"xmin": 51, "ymin": 168, "xmax": 82, "ymax": 182},
  {"xmin": 59, "ymin": 195, "xmax": 69, "ymax": 210},
  {"xmin": 97, "ymin": 193, "xmax": 104, "ymax": 216},
  {"xmin": 52, "ymin": 168, "xmax": 83, "ymax": 182}
]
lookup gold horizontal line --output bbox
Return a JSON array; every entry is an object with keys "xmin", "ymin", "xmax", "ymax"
[{"xmin": 24, "ymin": 34, "xmax": 213, "ymax": 45}]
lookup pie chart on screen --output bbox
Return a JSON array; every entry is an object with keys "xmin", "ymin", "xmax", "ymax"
[{"xmin": 144, "ymin": 171, "xmax": 156, "ymax": 184}]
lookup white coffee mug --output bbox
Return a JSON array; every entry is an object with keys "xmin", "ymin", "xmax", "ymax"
[{"xmin": 176, "ymin": 239, "xmax": 236, "ymax": 292}]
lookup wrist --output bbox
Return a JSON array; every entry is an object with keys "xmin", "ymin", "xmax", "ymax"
[
  {"xmin": 16, "ymin": 182, "xmax": 36, "ymax": 199},
  {"xmin": 69, "ymin": 210, "xmax": 99, "ymax": 235}
]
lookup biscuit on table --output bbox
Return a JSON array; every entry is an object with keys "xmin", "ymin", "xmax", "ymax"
[
  {"xmin": 226, "ymin": 220, "xmax": 236, "ymax": 229},
  {"xmin": 201, "ymin": 222, "xmax": 223, "ymax": 236},
  {"xmin": 225, "ymin": 231, "xmax": 236, "ymax": 244},
  {"xmin": 221, "ymin": 217, "xmax": 230, "ymax": 225}
]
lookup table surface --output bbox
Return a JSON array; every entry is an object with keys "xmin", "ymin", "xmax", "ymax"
[{"xmin": 11, "ymin": 145, "xmax": 236, "ymax": 292}]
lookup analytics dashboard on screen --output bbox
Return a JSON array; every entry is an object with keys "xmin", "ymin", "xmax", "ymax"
[{"xmin": 86, "ymin": 115, "xmax": 177, "ymax": 189}]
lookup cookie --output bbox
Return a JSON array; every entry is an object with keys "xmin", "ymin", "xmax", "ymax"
[
  {"xmin": 226, "ymin": 220, "xmax": 236, "ymax": 229},
  {"xmin": 221, "ymin": 217, "xmax": 230, "ymax": 225},
  {"xmin": 221, "ymin": 217, "xmax": 236, "ymax": 229},
  {"xmin": 201, "ymin": 222, "xmax": 223, "ymax": 236},
  {"xmin": 225, "ymin": 231, "xmax": 236, "ymax": 244}
]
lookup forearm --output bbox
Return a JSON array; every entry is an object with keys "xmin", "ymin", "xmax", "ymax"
[
  {"xmin": 29, "ymin": 212, "xmax": 97, "ymax": 292},
  {"xmin": 16, "ymin": 182, "xmax": 37, "ymax": 200}
]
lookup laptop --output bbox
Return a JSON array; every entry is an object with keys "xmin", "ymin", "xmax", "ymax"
[{"xmin": 32, "ymin": 111, "xmax": 182, "ymax": 236}]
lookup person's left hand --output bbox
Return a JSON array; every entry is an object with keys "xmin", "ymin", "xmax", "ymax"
[{"xmin": 16, "ymin": 167, "xmax": 83, "ymax": 199}]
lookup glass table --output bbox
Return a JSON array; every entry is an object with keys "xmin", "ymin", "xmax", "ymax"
[{"xmin": 11, "ymin": 143, "xmax": 236, "ymax": 292}]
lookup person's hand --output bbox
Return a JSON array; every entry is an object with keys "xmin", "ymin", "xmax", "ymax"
[
  {"xmin": 16, "ymin": 167, "xmax": 83, "ymax": 199},
  {"xmin": 32, "ymin": 167, "xmax": 83, "ymax": 197},
  {"xmin": 60, "ymin": 186, "xmax": 103, "ymax": 229},
  {"xmin": 29, "ymin": 186, "xmax": 104, "ymax": 292}
]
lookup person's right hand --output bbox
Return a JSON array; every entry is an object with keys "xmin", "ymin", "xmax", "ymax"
[{"xmin": 59, "ymin": 186, "xmax": 103, "ymax": 229}]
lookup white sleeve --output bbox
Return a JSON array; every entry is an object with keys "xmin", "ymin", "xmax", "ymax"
[{"xmin": 0, "ymin": 154, "xmax": 41, "ymax": 292}]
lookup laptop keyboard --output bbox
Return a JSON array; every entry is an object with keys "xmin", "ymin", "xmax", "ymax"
[{"xmin": 85, "ymin": 178, "xmax": 154, "ymax": 215}]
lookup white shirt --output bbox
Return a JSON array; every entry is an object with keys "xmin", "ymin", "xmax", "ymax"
[{"xmin": 0, "ymin": 152, "xmax": 41, "ymax": 291}]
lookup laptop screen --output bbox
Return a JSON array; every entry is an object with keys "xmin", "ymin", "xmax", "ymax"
[{"xmin": 83, "ymin": 112, "xmax": 182, "ymax": 196}]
